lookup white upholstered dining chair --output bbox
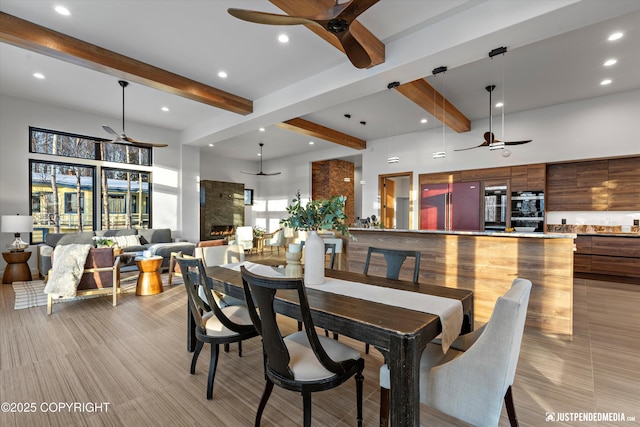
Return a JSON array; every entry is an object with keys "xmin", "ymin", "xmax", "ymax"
[{"xmin": 378, "ymin": 278, "xmax": 532, "ymax": 427}]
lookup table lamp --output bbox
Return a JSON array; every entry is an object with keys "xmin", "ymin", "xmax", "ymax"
[{"xmin": 1, "ymin": 214, "xmax": 34, "ymax": 252}]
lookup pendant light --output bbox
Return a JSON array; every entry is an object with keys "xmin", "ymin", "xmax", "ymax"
[{"xmin": 432, "ymin": 66, "xmax": 447, "ymax": 159}]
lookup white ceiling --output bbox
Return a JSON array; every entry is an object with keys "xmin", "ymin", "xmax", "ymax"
[{"xmin": 1, "ymin": 0, "xmax": 639, "ymax": 163}]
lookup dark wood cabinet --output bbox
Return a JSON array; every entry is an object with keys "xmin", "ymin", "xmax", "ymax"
[
  {"xmin": 574, "ymin": 235, "xmax": 640, "ymax": 279},
  {"xmin": 547, "ymin": 157, "xmax": 640, "ymax": 211}
]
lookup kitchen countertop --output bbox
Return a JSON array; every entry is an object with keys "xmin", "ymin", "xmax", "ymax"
[
  {"xmin": 577, "ymin": 232, "xmax": 640, "ymax": 237},
  {"xmin": 348, "ymin": 228, "xmax": 576, "ymax": 239}
]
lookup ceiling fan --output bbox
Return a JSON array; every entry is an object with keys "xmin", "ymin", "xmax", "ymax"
[
  {"xmin": 455, "ymin": 85, "xmax": 532, "ymax": 151},
  {"xmin": 227, "ymin": 0, "xmax": 378, "ymax": 69},
  {"xmin": 102, "ymin": 80, "xmax": 168, "ymax": 148},
  {"xmin": 241, "ymin": 143, "xmax": 282, "ymax": 176}
]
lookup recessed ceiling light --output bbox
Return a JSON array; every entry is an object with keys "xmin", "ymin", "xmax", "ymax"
[
  {"xmin": 603, "ymin": 59, "xmax": 617, "ymax": 67},
  {"xmin": 608, "ymin": 32, "xmax": 623, "ymax": 41},
  {"xmin": 278, "ymin": 34, "xmax": 289, "ymax": 43},
  {"xmin": 161, "ymin": 106, "xmax": 169, "ymax": 112},
  {"xmin": 309, "ymin": 141, "xmax": 314, "ymax": 145},
  {"xmin": 259, "ymin": 127, "xmax": 265, "ymax": 132},
  {"xmin": 208, "ymin": 143, "xmax": 214, "ymax": 147},
  {"xmin": 257, "ymin": 152, "xmax": 262, "ymax": 156},
  {"xmin": 420, "ymin": 118, "xmax": 428, "ymax": 124},
  {"xmin": 495, "ymin": 102, "xmax": 504, "ymax": 108},
  {"xmin": 600, "ymin": 79, "xmax": 612, "ymax": 86},
  {"xmin": 54, "ymin": 5, "xmax": 71, "ymax": 16},
  {"xmin": 218, "ymin": 71, "xmax": 227, "ymax": 78},
  {"xmin": 33, "ymin": 72, "xmax": 45, "ymax": 79}
]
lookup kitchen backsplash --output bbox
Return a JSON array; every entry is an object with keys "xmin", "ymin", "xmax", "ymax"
[{"xmin": 546, "ymin": 211, "xmax": 640, "ymax": 234}]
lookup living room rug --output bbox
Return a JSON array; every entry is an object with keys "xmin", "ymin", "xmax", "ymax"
[{"xmin": 12, "ymin": 275, "xmax": 139, "ymax": 311}]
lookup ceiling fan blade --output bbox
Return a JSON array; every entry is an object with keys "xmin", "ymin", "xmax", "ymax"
[
  {"xmin": 504, "ymin": 140, "xmax": 532, "ymax": 146},
  {"xmin": 454, "ymin": 142, "xmax": 489, "ymax": 152},
  {"xmin": 228, "ymin": 9, "xmax": 319, "ymax": 27},
  {"xmin": 337, "ymin": 29, "xmax": 372, "ymax": 68},
  {"xmin": 335, "ymin": 0, "xmax": 379, "ymax": 22},
  {"xmin": 102, "ymin": 125, "xmax": 122, "ymax": 139},
  {"xmin": 122, "ymin": 135, "xmax": 169, "ymax": 148}
]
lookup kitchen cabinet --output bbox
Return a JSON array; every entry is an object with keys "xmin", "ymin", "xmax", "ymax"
[
  {"xmin": 574, "ymin": 234, "xmax": 640, "ymax": 279},
  {"xmin": 420, "ymin": 182, "xmax": 481, "ymax": 231},
  {"xmin": 546, "ymin": 157, "xmax": 640, "ymax": 211}
]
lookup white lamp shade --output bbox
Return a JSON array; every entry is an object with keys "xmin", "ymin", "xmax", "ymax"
[{"xmin": 1, "ymin": 215, "xmax": 34, "ymax": 233}]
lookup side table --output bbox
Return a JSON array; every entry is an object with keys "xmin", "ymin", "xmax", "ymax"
[
  {"xmin": 135, "ymin": 256, "xmax": 163, "ymax": 295},
  {"xmin": 2, "ymin": 251, "xmax": 32, "ymax": 284}
]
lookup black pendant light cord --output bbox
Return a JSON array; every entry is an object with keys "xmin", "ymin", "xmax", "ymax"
[{"xmin": 119, "ymin": 80, "xmax": 129, "ymax": 134}]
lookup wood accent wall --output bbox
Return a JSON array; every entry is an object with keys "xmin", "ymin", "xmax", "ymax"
[
  {"xmin": 546, "ymin": 157, "xmax": 640, "ymax": 211},
  {"xmin": 312, "ymin": 159, "xmax": 355, "ymax": 225},
  {"xmin": 348, "ymin": 229, "xmax": 575, "ymax": 336}
]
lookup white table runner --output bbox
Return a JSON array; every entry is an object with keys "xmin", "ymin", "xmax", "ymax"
[{"xmin": 224, "ymin": 261, "xmax": 463, "ymax": 352}]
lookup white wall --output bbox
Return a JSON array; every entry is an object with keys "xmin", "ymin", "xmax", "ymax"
[{"xmin": 0, "ymin": 95, "xmax": 183, "ymax": 272}]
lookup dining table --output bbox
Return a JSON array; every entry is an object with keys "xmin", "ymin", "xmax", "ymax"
[{"xmin": 200, "ymin": 264, "xmax": 474, "ymax": 427}]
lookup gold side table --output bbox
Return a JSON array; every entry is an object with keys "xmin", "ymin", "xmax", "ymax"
[
  {"xmin": 135, "ymin": 256, "xmax": 163, "ymax": 295},
  {"xmin": 2, "ymin": 251, "xmax": 32, "ymax": 284}
]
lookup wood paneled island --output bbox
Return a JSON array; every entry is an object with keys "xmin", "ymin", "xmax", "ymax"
[{"xmin": 347, "ymin": 228, "xmax": 576, "ymax": 336}]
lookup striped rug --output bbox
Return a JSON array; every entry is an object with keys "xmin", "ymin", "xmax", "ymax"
[{"xmin": 12, "ymin": 275, "xmax": 140, "ymax": 310}]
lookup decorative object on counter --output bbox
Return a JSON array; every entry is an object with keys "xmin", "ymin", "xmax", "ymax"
[
  {"xmin": 280, "ymin": 190, "xmax": 349, "ymax": 285},
  {"xmin": 1, "ymin": 214, "xmax": 33, "ymax": 252},
  {"xmin": 285, "ymin": 243, "xmax": 302, "ymax": 278}
]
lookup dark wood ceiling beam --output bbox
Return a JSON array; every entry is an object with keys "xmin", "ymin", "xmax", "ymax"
[
  {"xmin": 269, "ymin": 0, "xmax": 385, "ymax": 68},
  {"xmin": 396, "ymin": 78, "xmax": 471, "ymax": 133},
  {"xmin": 276, "ymin": 118, "xmax": 366, "ymax": 150},
  {"xmin": 0, "ymin": 12, "xmax": 253, "ymax": 115}
]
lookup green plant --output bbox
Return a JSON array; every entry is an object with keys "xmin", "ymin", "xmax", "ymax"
[
  {"xmin": 280, "ymin": 190, "xmax": 350, "ymax": 236},
  {"xmin": 253, "ymin": 226, "xmax": 266, "ymax": 237},
  {"xmin": 92, "ymin": 236, "xmax": 115, "ymax": 247}
]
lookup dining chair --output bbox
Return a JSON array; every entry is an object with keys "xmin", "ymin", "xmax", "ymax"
[
  {"xmin": 240, "ymin": 266, "xmax": 365, "ymax": 427},
  {"xmin": 378, "ymin": 278, "xmax": 532, "ymax": 427},
  {"xmin": 362, "ymin": 246, "xmax": 421, "ymax": 353},
  {"xmin": 263, "ymin": 228, "xmax": 285, "ymax": 253},
  {"xmin": 176, "ymin": 256, "xmax": 258, "ymax": 400},
  {"xmin": 363, "ymin": 246, "xmax": 421, "ymax": 283}
]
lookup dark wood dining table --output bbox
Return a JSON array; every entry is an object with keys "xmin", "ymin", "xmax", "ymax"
[{"xmin": 200, "ymin": 265, "xmax": 474, "ymax": 427}]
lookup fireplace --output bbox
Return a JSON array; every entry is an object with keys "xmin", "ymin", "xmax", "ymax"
[{"xmin": 210, "ymin": 225, "xmax": 235, "ymax": 240}]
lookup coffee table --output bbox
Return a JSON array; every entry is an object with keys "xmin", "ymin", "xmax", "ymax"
[{"xmin": 135, "ymin": 256, "xmax": 163, "ymax": 295}]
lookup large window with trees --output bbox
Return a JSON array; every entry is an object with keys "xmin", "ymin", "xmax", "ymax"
[{"xmin": 29, "ymin": 127, "xmax": 153, "ymax": 243}]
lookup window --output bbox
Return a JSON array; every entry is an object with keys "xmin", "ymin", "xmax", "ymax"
[
  {"xmin": 29, "ymin": 128, "xmax": 154, "ymax": 243},
  {"xmin": 30, "ymin": 160, "xmax": 95, "ymax": 242}
]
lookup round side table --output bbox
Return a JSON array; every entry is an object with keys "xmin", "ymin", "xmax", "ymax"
[
  {"xmin": 135, "ymin": 256, "xmax": 164, "ymax": 295},
  {"xmin": 2, "ymin": 251, "xmax": 32, "ymax": 284}
]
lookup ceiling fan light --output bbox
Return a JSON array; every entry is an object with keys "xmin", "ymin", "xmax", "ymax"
[
  {"xmin": 489, "ymin": 141, "xmax": 505, "ymax": 150},
  {"xmin": 432, "ymin": 151, "xmax": 446, "ymax": 159}
]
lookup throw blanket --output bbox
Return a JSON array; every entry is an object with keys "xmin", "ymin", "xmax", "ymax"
[{"xmin": 43, "ymin": 244, "xmax": 92, "ymax": 298}]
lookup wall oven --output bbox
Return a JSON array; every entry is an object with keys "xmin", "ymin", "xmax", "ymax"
[{"xmin": 511, "ymin": 191, "xmax": 545, "ymax": 232}]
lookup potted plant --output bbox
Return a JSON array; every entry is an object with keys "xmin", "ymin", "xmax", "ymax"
[
  {"xmin": 280, "ymin": 191, "xmax": 349, "ymax": 285},
  {"xmin": 92, "ymin": 236, "xmax": 115, "ymax": 248}
]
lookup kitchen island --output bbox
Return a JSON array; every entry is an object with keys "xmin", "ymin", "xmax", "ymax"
[{"xmin": 347, "ymin": 228, "xmax": 576, "ymax": 336}]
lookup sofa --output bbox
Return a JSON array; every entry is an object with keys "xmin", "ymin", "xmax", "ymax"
[{"xmin": 37, "ymin": 228, "xmax": 195, "ymax": 277}]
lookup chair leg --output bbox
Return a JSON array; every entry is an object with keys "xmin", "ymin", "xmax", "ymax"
[
  {"xmin": 207, "ymin": 343, "xmax": 220, "ymax": 400},
  {"xmin": 302, "ymin": 391, "xmax": 312, "ymax": 427},
  {"xmin": 333, "ymin": 332, "xmax": 339, "ymax": 340},
  {"xmin": 191, "ymin": 340, "xmax": 204, "ymax": 374},
  {"xmin": 224, "ymin": 343, "xmax": 230, "ymax": 353},
  {"xmin": 297, "ymin": 321, "xmax": 302, "ymax": 331},
  {"xmin": 356, "ymin": 370, "xmax": 364, "ymax": 427},
  {"xmin": 255, "ymin": 379, "xmax": 274, "ymax": 427},
  {"xmin": 379, "ymin": 386, "xmax": 389, "ymax": 427},
  {"xmin": 365, "ymin": 343, "xmax": 370, "ymax": 354},
  {"xmin": 504, "ymin": 385, "xmax": 519, "ymax": 427},
  {"xmin": 238, "ymin": 341, "xmax": 243, "ymax": 357}
]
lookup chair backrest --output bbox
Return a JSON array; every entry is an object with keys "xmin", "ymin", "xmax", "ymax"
[
  {"xmin": 240, "ymin": 266, "xmax": 351, "ymax": 380},
  {"xmin": 267, "ymin": 229, "xmax": 284, "ymax": 245},
  {"xmin": 426, "ymin": 278, "xmax": 532, "ymax": 427},
  {"xmin": 196, "ymin": 244, "xmax": 245, "ymax": 267},
  {"xmin": 177, "ymin": 256, "xmax": 254, "ymax": 336},
  {"xmin": 363, "ymin": 247, "xmax": 421, "ymax": 283},
  {"xmin": 236, "ymin": 226, "xmax": 253, "ymax": 242},
  {"xmin": 53, "ymin": 247, "xmax": 116, "ymax": 290},
  {"xmin": 324, "ymin": 242, "xmax": 336, "ymax": 269}
]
